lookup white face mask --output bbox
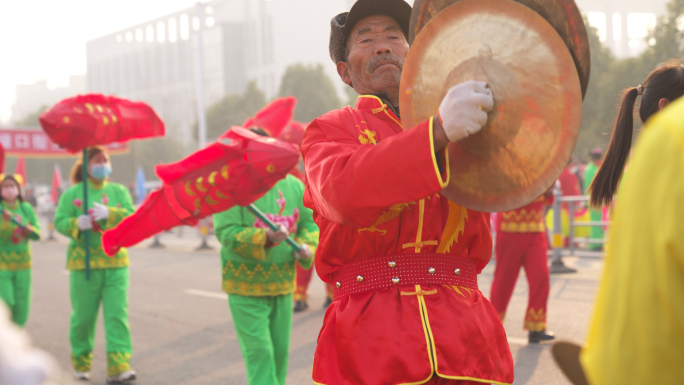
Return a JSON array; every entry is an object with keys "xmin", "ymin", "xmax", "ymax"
[{"xmin": 1, "ymin": 186, "xmax": 19, "ymax": 201}]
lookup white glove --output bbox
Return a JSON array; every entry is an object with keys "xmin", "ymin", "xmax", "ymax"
[
  {"xmin": 438, "ymin": 80, "xmax": 494, "ymax": 142},
  {"xmin": 295, "ymin": 243, "xmax": 313, "ymax": 260},
  {"xmin": 0, "ymin": 303, "xmax": 57, "ymax": 385},
  {"xmin": 77, "ymin": 215, "xmax": 93, "ymax": 231},
  {"xmin": 0, "ymin": 302, "xmax": 58, "ymax": 385},
  {"xmin": 89, "ymin": 202, "xmax": 109, "ymax": 222},
  {"xmin": 266, "ymin": 224, "xmax": 289, "ymax": 243}
]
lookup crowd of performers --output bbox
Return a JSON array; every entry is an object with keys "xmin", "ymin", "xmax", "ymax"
[{"xmin": 1, "ymin": 0, "xmax": 683, "ymax": 384}]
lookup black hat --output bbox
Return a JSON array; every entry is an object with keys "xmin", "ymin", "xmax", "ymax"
[{"xmin": 329, "ymin": 0, "xmax": 412, "ymax": 64}]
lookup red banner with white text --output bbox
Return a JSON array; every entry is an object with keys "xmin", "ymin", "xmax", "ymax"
[{"xmin": 0, "ymin": 128, "xmax": 129, "ymax": 157}]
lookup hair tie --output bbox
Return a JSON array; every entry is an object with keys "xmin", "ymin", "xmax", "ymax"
[{"xmin": 636, "ymin": 84, "xmax": 643, "ymax": 95}]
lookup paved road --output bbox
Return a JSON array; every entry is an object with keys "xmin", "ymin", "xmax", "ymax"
[{"xmin": 23, "ymin": 234, "xmax": 601, "ymax": 385}]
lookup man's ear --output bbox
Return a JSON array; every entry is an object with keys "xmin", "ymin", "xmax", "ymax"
[{"xmin": 337, "ymin": 61, "xmax": 352, "ymax": 86}]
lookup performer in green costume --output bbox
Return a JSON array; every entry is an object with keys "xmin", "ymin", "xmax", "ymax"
[
  {"xmin": 54, "ymin": 146, "xmax": 136, "ymax": 384},
  {"xmin": 213, "ymin": 128, "xmax": 319, "ymax": 385},
  {"xmin": 0, "ymin": 174, "xmax": 40, "ymax": 328},
  {"xmin": 583, "ymin": 148, "xmax": 604, "ymax": 250}
]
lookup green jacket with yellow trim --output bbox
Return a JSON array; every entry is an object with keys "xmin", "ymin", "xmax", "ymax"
[
  {"xmin": 213, "ymin": 175, "xmax": 319, "ymax": 297},
  {"xmin": 54, "ymin": 180, "xmax": 133, "ymax": 270},
  {"xmin": 0, "ymin": 200, "xmax": 40, "ymax": 271}
]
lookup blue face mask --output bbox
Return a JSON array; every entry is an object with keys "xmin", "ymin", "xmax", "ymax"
[{"xmin": 90, "ymin": 163, "xmax": 112, "ymax": 180}]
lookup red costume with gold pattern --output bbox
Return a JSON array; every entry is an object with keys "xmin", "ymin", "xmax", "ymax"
[
  {"xmin": 293, "ymin": 263, "xmax": 334, "ymax": 303},
  {"xmin": 490, "ymin": 196, "xmax": 551, "ymax": 331},
  {"xmin": 302, "ymin": 95, "xmax": 514, "ymax": 385}
]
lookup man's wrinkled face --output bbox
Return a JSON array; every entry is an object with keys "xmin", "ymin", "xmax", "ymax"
[{"xmin": 337, "ymin": 15, "xmax": 409, "ymax": 95}]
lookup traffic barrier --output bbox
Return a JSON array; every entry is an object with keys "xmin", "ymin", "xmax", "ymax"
[{"xmin": 548, "ymin": 190, "xmax": 609, "ymax": 274}]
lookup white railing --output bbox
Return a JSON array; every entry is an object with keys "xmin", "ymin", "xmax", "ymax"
[{"xmin": 548, "ymin": 188, "xmax": 609, "ymax": 274}]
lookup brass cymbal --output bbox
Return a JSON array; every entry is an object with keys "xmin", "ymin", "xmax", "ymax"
[
  {"xmin": 409, "ymin": 0, "xmax": 590, "ymax": 98},
  {"xmin": 399, "ymin": 0, "xmax": 582, "ymax": 212}
]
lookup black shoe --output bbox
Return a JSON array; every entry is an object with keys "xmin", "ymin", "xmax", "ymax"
[
  {"xmin": 293, "ymin": 300, "xmax": 308, "ymax": 312},
  {"xmin": 322, "ymin": 297, "xmax": 333, "ymax": 309},
  {"xmin": 529, "ymin": 330, "xmax": 555, "ymax": 344}
]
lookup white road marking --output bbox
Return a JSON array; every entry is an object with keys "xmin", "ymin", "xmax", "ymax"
[
  {"xmin": 184, "ymin": 289, "xmax": 227, "ymax": 300},
  {"xmin": 507, "ymin": 337, "xmax": 529, "ymax": 346}
]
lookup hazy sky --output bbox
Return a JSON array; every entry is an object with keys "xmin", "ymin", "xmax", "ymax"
[
  {"xmin": 0, "ymin": 0, "xmax": 201, "ymax": 124},
  {"xmin": 0, "ymin": 0, "xmax": 653, "ymax": 125}
]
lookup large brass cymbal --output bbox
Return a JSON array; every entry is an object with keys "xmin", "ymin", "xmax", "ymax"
[
  {"xmin": 409, "ymin": 0, "xmax": 590, "ymax": 98},
  {"xmin": 399, "ymin": 0, "xmax": 582, "ymax": 212}
]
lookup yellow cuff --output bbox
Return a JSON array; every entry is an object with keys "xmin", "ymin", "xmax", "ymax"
[
  {"xmin": 105, "ymin": 208, "xmax": 126, "ymax": 229},
  {"xmin": 233, "ymin": 228, "xmax": 268, "ymax": 261},
  {"xmin": 428, "ymin": 116, "xmax": 450, "ymax": 188},
  {"xmin": 67, "ymin": 218, "xmax": 80, "ymax": 239}
]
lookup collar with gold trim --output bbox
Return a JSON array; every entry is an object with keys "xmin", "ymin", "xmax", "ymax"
[{"xmin": 355, "ymin": 93, "xmax": 400, "ymax": 119}]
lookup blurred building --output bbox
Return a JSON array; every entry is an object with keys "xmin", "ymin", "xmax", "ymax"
[
  {"xmin": 11, "ymin": 76, "xmax": 85, "ymax": 123},
  {"xmin": 86, "ymin": 0, "xmax": 352, "ymax": 145},
  {"xmin": 576, "ymin": 0, "xmax": 666, "ymax": 58}
]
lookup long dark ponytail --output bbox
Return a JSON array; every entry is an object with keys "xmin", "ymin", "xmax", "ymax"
[{"xmin": 589, "ymin": 60, "xmax": 684, "ymax": 207}]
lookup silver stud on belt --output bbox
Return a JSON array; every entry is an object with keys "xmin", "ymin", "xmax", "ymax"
[
  {"xmin": 357, "ymin": 275, "xmax": 364, "ymax": 283},
  {"xmin": 336, "ymin": 282, "xmax": 341, "ymax": 288},
  {"xmin": 428, "ymin": 267, "xmax": 435, "ymax": 274},
  {"xmin": 454, "ymin": 268, "xmax": 461, "ymax": 275},
  {"xmin": 392, "ymin": 277, "xmax": 400, "ymax": 284}
]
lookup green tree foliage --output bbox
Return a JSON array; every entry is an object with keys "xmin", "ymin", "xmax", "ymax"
[
  {"xmin": 574, "ymin": 0, "xmax": 684, "ymax": 160},
  {"xmin": 642, "ymin": 0, "xmax": 684, "ymax": 65},
  {"xmin": 278, "ymin": 64, "xmax": 341, "ymax": 122},
  {"xmin": 13, "ymin": 105, "xmax": 48, "ymax": 127},
  {"xmin": 343, "ymin": 85, "xmax": 359, "ymax": 107},
  {"xmin": 203, "ymin": 81, "xmax": 267, "ymax": 140},
  {"xmin": 574, "ymin": 20, "xmax": 616, "ymax": 160},
  {"xmin": 110, "ymin": 136, "xmax": 188, "ymax": 186}
]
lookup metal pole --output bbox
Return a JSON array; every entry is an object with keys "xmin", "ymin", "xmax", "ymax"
[
  {"xmin": 549, "ymin": 185, "xmax": 576, "ymax": 274},
  {"xmin": 246, "ymin": 204, "xmax": 302, "ymax": 252},
  {"xmin": 568, "ymin": 200, "xmax": 575, "ymax": 256},
  {"xmin": 82, "ymin": 149, "xmax": 91, "ymax": 280},
  {"xmin": 195, "ymin": 1, "xmax": 207, "ymax": 149}
]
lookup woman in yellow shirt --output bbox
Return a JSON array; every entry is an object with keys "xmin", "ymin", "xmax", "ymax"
[{"xmin": 579, "ymin": 60, "xmax": 684, "ymax": 384}]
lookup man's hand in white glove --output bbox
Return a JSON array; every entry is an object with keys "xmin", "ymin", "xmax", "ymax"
[
  {"xmin": 77, "ymin": 215, "xmax": 93, "ymax": 231},
  {"xmin": 89, "ymin": 203, "xmax": 109, "ymax": 222},
  {"xmin": 294, "ymin": 243, "xmax": 313, "ymax": 260},
  {"xmin": 266, "ymin": 224, "xmax": 289, "ymax": 243},
  {"xmin": 437, "ymin": 80, "xmax": 494, "ymax": 143}
]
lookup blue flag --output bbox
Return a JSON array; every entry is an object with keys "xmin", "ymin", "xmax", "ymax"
[{"xmin": 135, "ymin": 167, "xmax": 146, "ymax": 205}]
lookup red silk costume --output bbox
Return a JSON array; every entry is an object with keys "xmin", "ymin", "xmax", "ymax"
[
  {"xmin": 302, "ymin": 95, "xmax": 513, "ymax": 385},
  {"xmin": 289, "ymin": 166, "xmax": 335, "ymax": 303},
  {"xmin": 490, "ymin": 196, "xmax": 551, "ymax": 331}
]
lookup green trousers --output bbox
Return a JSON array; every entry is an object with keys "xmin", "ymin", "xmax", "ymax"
[
  {"xmin": 228, "ymin": 293, "xmax": 293, "ymax": 385},
  {"xmin": 0, "ymin": 269, "xmax": 31, "ymax": 327},
  {"xmin": 69, "ymin": 267, "xmax": 132, "ymax": 376}
]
